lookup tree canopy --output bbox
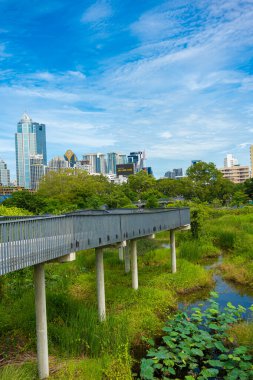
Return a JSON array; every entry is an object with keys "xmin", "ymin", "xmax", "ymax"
[{"xmin": 2, "ymin": 162, "xmax": 244, "ymax": 215}]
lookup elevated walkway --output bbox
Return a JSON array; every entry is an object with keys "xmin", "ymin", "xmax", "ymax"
[{"xmin": 0, "ymin": 208, "xmax": 190, "ymax": 379}]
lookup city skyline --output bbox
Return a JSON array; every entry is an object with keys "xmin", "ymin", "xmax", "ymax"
[
  {"xmin": 0, "ymin": 1, "xmax": 253, "ymax": 178},
  {"xmin": 3, "ymin": 113, "xmax": 253, "ymax": 182}
]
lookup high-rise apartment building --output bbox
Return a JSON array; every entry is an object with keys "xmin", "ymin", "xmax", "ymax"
[
  {"xmin": 164, "ymin": 170, "xmax": 174, "ymax": 179},
  {"xmin": 15, "ymin": 113, "xmax": 47, "ymax": 189},
  {"xmin": 47, "ymin": 156, "xmax": 68, "ymax": 172},
  {"xmin": 219, "ymin": 165, "xmax": 250, "ymax": 184},
  {"xmin": 0, "ymin": 160, "xmax": 10, "ymax": 186},
  {"xmin": 75, "ymin": 160, "xmax": 92, "ymax": 174},
  {"xmin": 30, "ymin": 155, "xmax": 45, "ymax": 190},
  {"xmin": 128, "ymin": 151, "xmax": 145, "ymax": 172},
  {"xmin": 83, "ymin": 153, "xmax": 99, "ymax": 173},
  {"xmin": 82, "ymin": 153, "xmax": 106, "ymax": 173},
  {"xmin": 107, "ymin": 152, "xmax": 119, "ymax": 174},
  {"xmin": 224, "ymin": 154, "xmax": 238, "ymax": 168},
  {"xmin": 164, "ymin": 168, "xmax": 183, "ymax": 179},
  {"xmin": 173, "ymin": 168, "xmax": 183, "ymax": 177},
  {"xmin": 97, "ymin": 153, "xmax": 107, "ymax": 174},
  {"xmin": 118, "ymin": 154, "xmax": 127, "ymax": 165}
]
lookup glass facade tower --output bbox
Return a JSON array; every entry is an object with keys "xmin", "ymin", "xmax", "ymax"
[
  {"xmin": 107, "ymin": 152, "xmax": 119, "ymax": 174},
  {"xmin": 0, "ymin": 160, "xmax": 10, "ymax": 186},
  {"xmin": 15, "ymin": 113, "xmax": 47, "ymax": 189}
]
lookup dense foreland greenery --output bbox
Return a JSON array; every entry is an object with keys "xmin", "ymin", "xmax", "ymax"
[
  {"xmin": 3, "ymin": 161, "xmax": 253, "ymax": 213},
  {"xmin": 1, "ymin": 161, "xmax": 253, "ymax": 379}
]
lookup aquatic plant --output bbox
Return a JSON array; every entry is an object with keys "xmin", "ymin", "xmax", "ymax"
[{"xmin": 140, "ymin": 292, "xmax": 253, "ymax": 379}]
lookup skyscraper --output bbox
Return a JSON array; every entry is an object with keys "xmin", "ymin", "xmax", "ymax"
[
  {"xmin": 128, "ymin": 151, "xmax": 145, "ymax": 172},
  {"xmin": 47, "ymin": 156, "xmax": 68, "ymax": 172},
  {"xmin": 0, "ymin": 160, "xmax": 10, "ymax": 186},
  {"xmin": 164, "ymin": 168, "xmax": 183, "ymax": 179},
  {"xmin": 224, "ymin": 154, "xmax": 238, "ymax": 168},
  {"xmin": 82, "ymin": 153, "xmax": 99, "ymax": 173},
  {"xmin": 64, "ymin": 149, "xmax": 77, "ymax": 168},
  {"xmin": 30, "ymin": 155, "xmax": 45, "ymax": 190},
  {"xmin": 97, "ymin": 153, "xmax": 107, "ymax": 174},
  {"xmin": 107, "ymin": 152, "xmax": 119, "ymax": 174},
  {"xmin": 15, "ymin": 113, "xmax": 47, "ymax": 189}
]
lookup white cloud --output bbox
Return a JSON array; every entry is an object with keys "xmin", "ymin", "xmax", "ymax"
[
  {"xmin": 32, "ymin": 72, "xmax": 56, "ymax": 81},
  {"xmin": 81, "ymin": 0, "xmax": 112, "ymax": 23},
  {"xmin": 160, "ymin": 131, "xmax": 172, "ymax": 139},
  {"xmin": 0, "ymin": 43, "xmax": 11, "ymax": 59},
  {"xmin": 147, "ymin": 138, "xmax": 230, "ymax": 160},
  {"xmin": 11, "ymin": 86, "xmax": 81, "ymax": 102},
  {"xmin": 27, "ymin": 70, "xmax": 86, "ymax": 83},
  {"xmin": 49, "ymin": 133, "xmax": 116, "ymax": 147},
  {"xmin": 238, "ymin": 142, "xmax": 251, "ymax": 148}
]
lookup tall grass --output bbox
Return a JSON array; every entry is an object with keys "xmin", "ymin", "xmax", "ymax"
[
  {"xmin": 230, "ymin": 322, "xmax": 253, "ymax": 353},
  {"xmin": 0, "ymin": 365, "xmax": 34, "ymax": 380},
  {"xmin": 47, "ymin": 292, "xmax": 129, "ymax": 357},
  {"xmin": 179, "ymin": 240, "xmax": 219, "ymax": 262},
  {"xmin": 212, "ymin": 229, "xmax": 236, "ymax": 250}
]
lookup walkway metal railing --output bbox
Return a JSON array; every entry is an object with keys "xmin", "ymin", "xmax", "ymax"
[{"xmin": 0, "ymin": 208, "xmax": 190, "ymax": 276}]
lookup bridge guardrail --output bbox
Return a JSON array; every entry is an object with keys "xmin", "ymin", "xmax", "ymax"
[{"xmin": 0, "ymin": 208, "xmax": 190, "ymax": 275}]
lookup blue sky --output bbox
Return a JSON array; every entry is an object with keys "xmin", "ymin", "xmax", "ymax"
[{"xmin": 0, "ymin": 0, "xmax": 253, "ymax": 179}]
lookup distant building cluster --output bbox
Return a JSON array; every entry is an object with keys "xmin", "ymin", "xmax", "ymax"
[
  {"xmin": 1, "ymin": 113, "xmax": 253, "ymax": 192},
  {"xmin": 12, "ymin": 114, "xmax": 152, "ymax": 190},
  {"xmin": 163, "ymin": 153, "xmax": 253, "ymax": 185},
  {"xmin": 164, "ymin": 168, "xmax": 183, "ymax": 179}
]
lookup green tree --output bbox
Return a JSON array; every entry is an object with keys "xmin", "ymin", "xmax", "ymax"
[
  {"xmin": 146, "ymin": 195, "xmax": 159, "ymax": 208},
  {"xmin": 128, "ymin": 171, "xmax": 156, "ymax": 199},
  {"xmin": 0, "ymin": 205, "xmax": 32, "ymax": 216},
  {"xmin": 37, "ymin": 170, "xmax": 133, "ymax": 212},
  {"xmin": 186, "ymin": 161, "xmax": 222, "ymax": 183},
  {"xmin": 156, "ymin": 178, "xmax": 184, "ymax": 198},
  {"xmin": 231, "ymin": 191, "xmax": 249, "ymax": 207},
  {"xmin": 186, "ymin": 161, "xmax": 235, "ymax": 203},
  {"xmin": 3, "ymin": 190, "xmax": 46, "ymax": 214},
  {"xmin": 243, "ymin": 178, "xmax": 253, "ymax": 200},
  {"xmin": 141, "ymin": 189, "xmax": 163, "ymax": 201},
  {"xmin": 38, "ymin": 170, "xmax": 111, "ymax": 213},
  {"xmin": 103, "ymin": 187, "xmax": 132, "ymax": 209}
]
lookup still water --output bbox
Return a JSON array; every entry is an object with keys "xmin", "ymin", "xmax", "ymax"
[{"xmin": 179, "ymin": 255, "xmax": 253, "ymax": 319}]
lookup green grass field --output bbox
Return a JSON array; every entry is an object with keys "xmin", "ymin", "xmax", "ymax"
[{"xmin": 0, "ymin": 237, "xmax": 212, "ymax": 379}]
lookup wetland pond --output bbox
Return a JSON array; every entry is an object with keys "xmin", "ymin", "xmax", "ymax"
[
  {"xmin": 161, "ymin": 243, "xmax": 253, "ymax": 317},
  {"xmin": 178, "ymin": 255, "xmax": 253, "ymax": 319},
  {"xmin": 133, "ymin": 246, "xmax": 253, "ymax": 379}
]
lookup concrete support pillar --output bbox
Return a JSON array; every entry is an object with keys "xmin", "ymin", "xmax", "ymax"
[
  {"xmin": 130, "ymin": 239, "xmax": 138, "ymax": 290},
  {"xmin": 34, "ymin": 263, "xmax": 49, "ymax": 379},
  {"xmin": 170, "ymin": 229, "xmax": 176, "ymax": 273},
  {"xmin": 95, "ymin": 248, "xmax": 106, "ymax": 321},
  {"xmin": 118, "ymin": 246, "xmax": 124, "ymax": 261},
  {"xmin": 124, "ymin": 243, "xmax": 131, "ymax": 273}
]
